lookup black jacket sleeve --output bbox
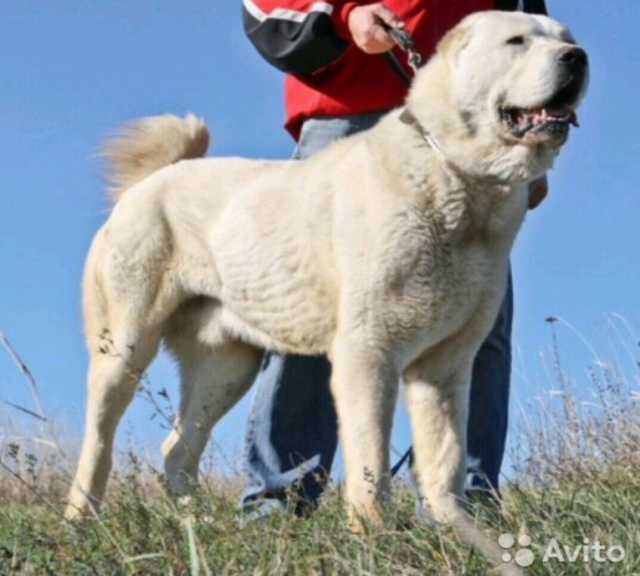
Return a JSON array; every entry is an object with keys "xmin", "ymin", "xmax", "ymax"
[{"xmin": 242, "ymin": 2, "xmax": 349, "ymax": 76}]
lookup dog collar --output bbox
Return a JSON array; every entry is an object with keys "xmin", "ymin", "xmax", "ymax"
[{"xmin": 399, "ymin": 107, "xmax": 448, "ymax": 165}]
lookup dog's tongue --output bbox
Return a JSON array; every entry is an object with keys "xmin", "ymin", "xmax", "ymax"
[{"xmin": 522, "ymin": 108, "xmax": 579, "ymax": 127}]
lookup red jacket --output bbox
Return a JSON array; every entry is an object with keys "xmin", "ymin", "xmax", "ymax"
[{"xmin": 243, "ymin": 0, "xmax": 547, "ymax": 140}]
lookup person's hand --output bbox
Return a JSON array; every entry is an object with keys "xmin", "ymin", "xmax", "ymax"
[
  {"xmin": 527, "ymin": 174, "xmax": 549, "ymax": 209},
  {"xmin": 347, "ymin": 3, "xmax": 404, "ymax": 54}
]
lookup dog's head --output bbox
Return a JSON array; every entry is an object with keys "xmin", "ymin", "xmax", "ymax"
[{"xmin": 407, "ymin": 11, "xmax": 589, "ymax": 182}]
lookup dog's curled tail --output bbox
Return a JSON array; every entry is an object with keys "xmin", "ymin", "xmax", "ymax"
[{"xmin": 101, "ymin": 113, "xmax": 210, "ymax": 203}]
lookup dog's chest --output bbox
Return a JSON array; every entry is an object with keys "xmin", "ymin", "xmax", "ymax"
[{"xmin": 370, "ymin": 208, "xmax": 506, "ymax": 366}]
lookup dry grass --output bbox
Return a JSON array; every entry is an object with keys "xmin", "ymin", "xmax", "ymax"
[{"xmin": 0, "ymin": 321, "xmax": 639, "ymax": 575}]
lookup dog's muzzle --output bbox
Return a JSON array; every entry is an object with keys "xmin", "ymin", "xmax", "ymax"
[{"xmin": 500, "ymin": 46, "xmax": 588, "ymax": 142}]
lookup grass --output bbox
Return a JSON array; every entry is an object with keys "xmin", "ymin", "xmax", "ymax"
[{"xmin": 1, "ymin": 321, "xmax": 639, "ymax": 575}]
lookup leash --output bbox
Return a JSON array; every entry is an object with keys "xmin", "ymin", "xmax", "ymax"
[
  {"xmin": 380, "ymin": 22, "xmax": 421, "ymax": 479},
  {"xmin": 383, "ymin": 23, "xmax": 451, "ymax": 168},
  {"xmin": 382, "ymin": 23, "xmax": 423, "ymax": 86},
  {"xmin": 390, "ymin": 445, "xmax": 414, "ymax": 478}
]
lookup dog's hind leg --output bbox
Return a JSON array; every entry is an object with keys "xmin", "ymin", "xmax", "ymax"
[
  {"xmin": 65, "ymin": 235, "xmax": 169, "ymax": 520},
  {"xmin": 162, "ymin": 337, "xmax": 262, "ymax": 496},
  {"xmin": 65, "ymin": 320, "xmax": 161, "ymax": 520}
]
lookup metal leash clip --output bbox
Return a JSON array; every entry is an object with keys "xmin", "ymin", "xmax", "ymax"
[{"xmin": 386, "ymin": 26, "xmax": 423, "ymax": 74}]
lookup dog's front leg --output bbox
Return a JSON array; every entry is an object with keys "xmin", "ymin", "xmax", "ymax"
[
  {"xmin": 403, "ymin": 354, "xmax": 522, "ymax": 575},
  {"xmin": 330, "ymin": 334, "xmax": 398, "ymax": 529},
  {"xmin": 403, "ymin": 356, "xmax": 472, "ymax": 523}
]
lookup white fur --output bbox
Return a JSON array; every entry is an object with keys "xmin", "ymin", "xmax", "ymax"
[{"xmin": 66, "ymin": 11, "xmax": 587, "ymax": 574}]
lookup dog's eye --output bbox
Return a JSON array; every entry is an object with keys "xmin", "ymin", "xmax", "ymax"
[{"xmin": 506, "ymin": 35, "xmax": 525, "ymax": 46}]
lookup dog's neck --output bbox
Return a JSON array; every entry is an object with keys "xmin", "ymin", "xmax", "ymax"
[
  {"xmin": 381, "ymin": 107, "xmax": 529, "ymax": 245},
  {"xmin": 399, "ymin": 107, "xmax": 449, "ymax": 166}
]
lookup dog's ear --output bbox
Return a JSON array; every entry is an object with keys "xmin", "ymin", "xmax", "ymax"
[{"xmin": 436, "ymin": 23, "xmax": 472, "ymax": 66}]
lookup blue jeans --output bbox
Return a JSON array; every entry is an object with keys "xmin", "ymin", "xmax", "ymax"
[{"xmin": 241, "ymin": 113, "xmax": 513, "ymax": 514}]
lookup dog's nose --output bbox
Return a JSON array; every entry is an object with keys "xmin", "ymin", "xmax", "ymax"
[{"xmin": 559, "ymin": 47, "xmax": 588, "ymax": 71}]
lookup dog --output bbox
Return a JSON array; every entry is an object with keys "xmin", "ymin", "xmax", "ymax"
[{"xmin": 66, "ymin": 9, "xmax": 588, "ymax": 572}]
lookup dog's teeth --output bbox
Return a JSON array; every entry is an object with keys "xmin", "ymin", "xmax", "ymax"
[{"xmin": 503, "ymin": 104, "xmax": 576, "ymax": 135}]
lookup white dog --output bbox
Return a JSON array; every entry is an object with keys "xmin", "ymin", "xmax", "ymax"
[{"xmin": 67, "ymin": 9, "xmax": 588, "ymax": 572}]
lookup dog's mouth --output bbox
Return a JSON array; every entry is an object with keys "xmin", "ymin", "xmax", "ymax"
[
  {"xmin": 499, "ymin": 79, "xmax": 583, "ymax": 141},
  {"xmin": 500, "ymin": 105, "xmax": 578, "ymax": 138}
]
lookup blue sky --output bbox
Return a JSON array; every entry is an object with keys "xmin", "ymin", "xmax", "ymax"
[{"xmin": 1, "ymin": 2, "xmax": 638, "ymax": 480}]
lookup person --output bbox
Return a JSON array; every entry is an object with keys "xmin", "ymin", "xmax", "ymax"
[{"xmin": 240, "ymin": 0, "xmax": 549, "ymax": 519}]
